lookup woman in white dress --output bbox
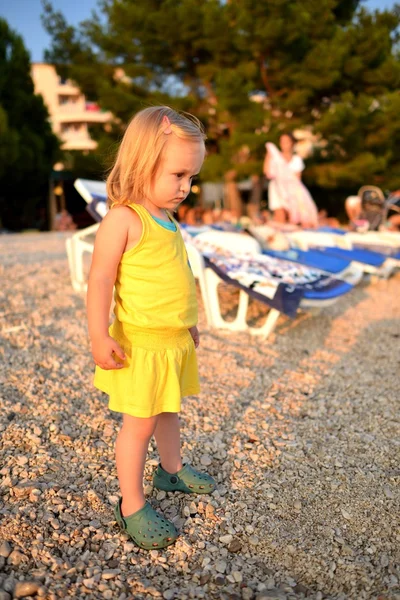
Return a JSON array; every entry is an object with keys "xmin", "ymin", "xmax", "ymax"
[{"xmin": 264, "ymin": 133, "xmax": 318, "ymax": 227}]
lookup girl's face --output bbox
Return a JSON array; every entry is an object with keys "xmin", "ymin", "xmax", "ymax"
[
  {"xmin": 149, "ymin": 136, "xmax": 205, "ymax": 217},
  {"xmin": 279, "ymin": 134, "xmax": 294, "ymax": 153}
]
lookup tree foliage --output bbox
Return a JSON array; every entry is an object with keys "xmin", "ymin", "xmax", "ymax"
[
  {"xmin": 0, "ymin": 19, "xmax": 59, "ymax": 229},
  {"xmin": 42, "ymin": 0, "xmax": 400, "ymax": 195}
]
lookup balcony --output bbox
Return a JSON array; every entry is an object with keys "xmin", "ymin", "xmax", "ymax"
[
  {"xmin": 60, "ymin": 131, "xmax": 98, "ymax": 151},
  {"xmin": 57, "ymin": 103, "xmax": 112, "ymax": 124},
  {"xmin": 57, "ymin": 82, "xmax": 80, "ymax": 95}
]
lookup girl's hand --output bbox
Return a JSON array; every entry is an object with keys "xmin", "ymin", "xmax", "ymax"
[
  {"xmin": 92, "ymin": 336, "xmax": 126, "ymax": 370},
  {"xmin": 188, "ymin": 326, "xmax": 200, "ymax": 348}
]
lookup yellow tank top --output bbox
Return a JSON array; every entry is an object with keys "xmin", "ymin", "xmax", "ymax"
[{"xmin": 113, "ymin": 204, "xmax": 198, "ymax": 331}]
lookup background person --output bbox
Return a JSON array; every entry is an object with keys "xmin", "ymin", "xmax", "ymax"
[{"xmin": 264, "ymin": 132, "xmax": 318, "ymax": 227}]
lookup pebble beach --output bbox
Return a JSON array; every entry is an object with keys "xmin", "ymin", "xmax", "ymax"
[{"xmin": 0, "ymin": 231, "xmax": 399, "ymax": 600}]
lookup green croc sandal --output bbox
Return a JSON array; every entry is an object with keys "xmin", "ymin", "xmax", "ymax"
[
  {"xmin": 153, "ymin": 463, "xmax": 216, "ymax": 495},
  {"xmin": 114, "ymin": 498, "xmax": 178, "ymax": 550}
]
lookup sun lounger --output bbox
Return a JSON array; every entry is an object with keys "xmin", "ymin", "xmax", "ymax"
[
  {"xmin": 287, "ymin": 230, "xmax": 397, "ymax": 278},
  {"xmin": 66, "ymin": 223, "xmax": 98, "ymax": 292},
  {"xmin": 68, "ymin": 180, "xmax": 354, "ymax": 339},
  {"xmin": 183, "ymin": 230, "xmax": 354, "ymax": 339},
  {"xmin": 65, "ymin": 179, "xmax": 107, "ymax": 292},
  {"xmin": 246, "ymin": 226, "xmax": 363, "ymax": 286}
]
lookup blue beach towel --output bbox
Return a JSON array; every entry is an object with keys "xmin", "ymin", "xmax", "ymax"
[
  {"xmin": 313, "ymin": 245, "xmax": 386, "ymax": 267},
  {"xmin": 262, "ymin": 248, "xmax": 351, "ymax": 275}
]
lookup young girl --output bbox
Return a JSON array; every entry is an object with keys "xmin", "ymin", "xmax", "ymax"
[{"xmin": 87, "ymin": 106, "xmax": 216, "ymax": 550}]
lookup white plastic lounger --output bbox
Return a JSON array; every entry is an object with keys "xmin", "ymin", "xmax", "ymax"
[
  {"xmin": 347, "ymin": 230, "xmax": 400, "ymax": 248},
  {"xmin": 66, "ymin": 179, "xmax": 108, "ymax": 292},
  {"xmin": 185, "ymin": 230, "xmax": 354, "ymax": 339},
  {"xmin": 66, "ymin": 223, "xmax": 98, "ymax": 292}
]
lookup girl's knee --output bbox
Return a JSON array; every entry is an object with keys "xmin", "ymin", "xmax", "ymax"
[{"xmin": 121, "ymin": 413, "xmax": 158, "ymax": 438}]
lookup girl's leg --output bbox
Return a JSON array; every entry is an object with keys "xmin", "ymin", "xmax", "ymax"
[
  {"xmin": 153, "ymin": 412, "xmax": 183, "ymax": 474},
  {"xmin": 116, "ymin": 413, "xmax": 158, "ymax": 517}
]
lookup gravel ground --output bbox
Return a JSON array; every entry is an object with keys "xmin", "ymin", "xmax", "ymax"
[{"xmin": 0, "ymin": 231, "xmax": 399, "ymax": 600}]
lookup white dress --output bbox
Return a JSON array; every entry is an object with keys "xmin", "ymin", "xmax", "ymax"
[{"xmin": 268, "ymin": 155, "xmax": 305, "ymax": 212}]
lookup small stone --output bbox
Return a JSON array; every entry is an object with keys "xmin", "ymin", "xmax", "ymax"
[
  {"xmin": 0, "ymin": 541, "xmax": 12, "ymax": 558},
  {"xmin": 29, "ymin": 489, "xmax": 41, "ymax": 502},
  {"xmin": 231, "ymin": 570, "xmax": 243, "ymax": 583},
  {"xmin": 82, "ymin": 577, "xmax": 95, "ymax": 589},
  {"xmin": 163, "ymin": 590, "xmax": 175, "ymax": 600},
  {"xmin": 293, "ymin": 500, "xmax": 302, "ymax": 511},
  {"xmin": 101, "ymin": 569, "xmax": 120, "ymax": 580},
  {"xmin": 228, "ymin": 538, "xmax": 242, "ymax": 553},
  {"xmin": 89, "ymin": 519, "xmax": 101, "ymax": 529},
  {"xmin": 341, "ymin": 508, "xmax": 351, "ymax": 520},
  {"xmin": 157, "ymin": 490, "xmax": 166, "ymax": 501},
  {"xmin": 14, "ymin": 581, "xmax": 40, "ymax": 598},
  {"xmin": 219, "ymin": 534, "xmax": 233, "ymax": 545},
  {"xmin": 189, "ymin": 501, "xmax": 197, "ymax": 515},
  {"xmin": 380, "ymin": 554, "xmax": 389, "ymax": 567},
  {"xmin": 200, "ymin": 454, "xmax": 212, "ymax": 466},
  {"xmin": 242, "ymin": 588, "xmax": 254, "ymax": 600},
  {"xmin": 200, "ymin": 572, "xmax": 211, "ymax": 585},
  {"xmin": 2, "ymin": 579, "xmax": 15, "ymax": 594},
  {"xmin": 215, "ymin": 560, "xmax": 227, "ymax": 574},
  {"xmin": 13, "ymin": 484, "xmax": 33, "ymax": 499},
  {"xmin": 0, "ymin": 592, "xmax": 11, "ymax": 600},
  {"xmin": 123, "ymin": 542, "xmax": 135, "ymax": 553},
  {"xmin": 249, "ymin": 535, "xmax": 259, "ymax": 546},
  {"xmin": 103, "ymin": 424, "xmax": 114, "ymax": 438},
  {"xmin": 383, "ymin": 486, "xmax": 394, "ymax": 499},
  {"xmin": 16, "ymin": 456, "xmax": 29, "ymax": 466},
  {"xmin": 215, "ymin": 574, "xmax": 226, "ymax": 585},
  {"xmin": 205, "ymin": 504, "xmax": 215, "ymax": 519},
  {"xmin": 246, "ymin": 524, "xmax": 254, "ymax": 534},
  {"xmin": 294, "ymin": 584, "xmax": 309, "ymax": 595},
  {"xmin": 7, "ymin": 550, "xmax": 25, "ymax": 566},
  {"xmin": 256, "ymin": 590, "xmax": 287, "ymax": 600}
]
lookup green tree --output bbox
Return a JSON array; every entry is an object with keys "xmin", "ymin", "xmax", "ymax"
[
  {"xmin": 42, "ymin": 0, "xmax": 400, "ymax": 215},
  {"xmin": 0, "ymin": 19, "xmax": 59, "ymax": 229}
]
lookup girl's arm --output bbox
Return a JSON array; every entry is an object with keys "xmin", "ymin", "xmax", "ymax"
[
  {"xmin": 188, "ymin": 325, "xmax": 200, "ymax": 348},
  {"xmin": 87, "ymin": 207, "xmax": 139, "ymax": 369}
]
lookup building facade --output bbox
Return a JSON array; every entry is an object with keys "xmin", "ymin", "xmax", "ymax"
[{"xmin": 31, "ymin": 63, "xmax": 112, "ymax": 152}]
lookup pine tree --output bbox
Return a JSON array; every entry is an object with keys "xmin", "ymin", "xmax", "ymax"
[
  {"xmin": 42, "ymin": 0, "xmax": 400, "ymax": 215},
  {"xmin": 0, "ymin": 19, "xmax": 59, "ymax": 229}
]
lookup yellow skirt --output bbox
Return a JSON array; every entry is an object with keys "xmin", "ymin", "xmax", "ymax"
[{"xmin": 93, "ymin": 320, "xmax": 200, "ymax": 418}]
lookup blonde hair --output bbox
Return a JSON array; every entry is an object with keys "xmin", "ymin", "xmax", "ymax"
[{"xmin": 107, "ymin": 106, "xmax": 206, "ymax": 206}]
